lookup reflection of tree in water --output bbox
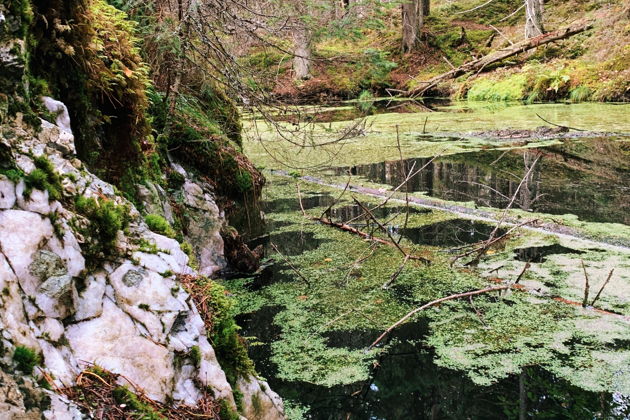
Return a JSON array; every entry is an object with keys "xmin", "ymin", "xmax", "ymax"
[{"xmin": 336, "ymin": 144, "xmax": 629, "ymax": 224}]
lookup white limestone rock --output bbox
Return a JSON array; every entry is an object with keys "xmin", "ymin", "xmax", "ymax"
[
  {"xmin": 74, "ymin": 271, "xmax": 107, "ymax": 321},
  {"xmin": 0, "ymin": 210, "xmax": 53, "ymax": 296},
  {"xmin": 167, "ymin": 309, "xmax": 205, "ymax": 353},
  {"xmin": 237, "ymin": 375, "xmax": 286, "ymax": 420},
  {"xmin": 38, "ymin": 318, "xmax": 64, "ymax": 342},
  {"xmin": 0, "ymin": 175, "xmax": 16, "ymax": 209},
  {"xmin": 172, "ymin": 364, "xmax": 202, "ymax": 406},
  {"xmin": 16, "ymin": 180, "xmax": 51, "ymax": 215},
  {"xmin": 44, "ymin": 393, "xmax": 85, "ymax": 420},
  {"xmin": 41, "ymin": 97, "xmax": 73, "ymax": 134},
  {"xmin": 46, "ymin": 230, "xmax": 85, "ymax": 278},
  {"xmin": 0, "ymin": 253, "xmax": 39, "ymax": 349},
  {"xmin": 197, "ymin": 336, "xmax": 235, "ymax": 406},
  {"xmin": 181, "ymin": 180, "xmax": 225, "ymax": 276},
  {"xmin": 66, "ymin": 299, "xmax": 175, "ymax": 402},
  {"xmin": 38, "ymin": 341, "xmax": 77, "ymax": 388}
]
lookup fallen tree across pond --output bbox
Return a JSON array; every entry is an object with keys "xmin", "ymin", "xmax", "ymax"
[{"xmin": 407, "ymin": 20, "xmax": 595, "ymax": 97}]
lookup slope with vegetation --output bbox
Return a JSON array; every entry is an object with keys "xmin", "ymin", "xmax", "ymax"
[{"xmin": 243, "ymin": 0, "xmax": 630, "ymax": 103}]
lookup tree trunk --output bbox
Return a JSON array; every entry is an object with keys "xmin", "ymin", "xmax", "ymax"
[
  {"xmin": 402, "ymin": 0, "xmax": 424, "ymax": 53},
  {"xmin": 422, "ymin": 0, "xmax": 430, "ymax": 16},
  {"xmin": 293, "ymin": 24, "xmax": 312, "ymax": 80},
  {"xmin": 525, "ymin": 0, "xmax": 545, "ymax": 38}
]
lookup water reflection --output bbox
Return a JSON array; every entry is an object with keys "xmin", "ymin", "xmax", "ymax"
[
  {"xmin": 400, "ymin": 219, "xmax": 503, "ymax": 247},
  {"xmin": 332, "ymin": 140, "xmax": 630, "ymax": 225}
]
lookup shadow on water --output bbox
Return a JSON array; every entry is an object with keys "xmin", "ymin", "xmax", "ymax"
[
  {"xmin": 514, "ymin": 244, "xmax": 585, "ymax": 263},
  {"xmin": 238, "ymin": 306, "xmax": 629, "ymax": 419},
  {"xmin": 332, "ymin": 139, "xmax": 630, "ymax": 225}
]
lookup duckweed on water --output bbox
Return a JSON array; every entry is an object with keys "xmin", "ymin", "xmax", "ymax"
[{"xmin": 225, "ymin": 175, "xmax": 630, "ymax": 399}]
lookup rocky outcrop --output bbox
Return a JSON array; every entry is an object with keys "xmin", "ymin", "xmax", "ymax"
[{"xmin": 0, "ymin": 109, "xmax": 284, "ymax": 419}]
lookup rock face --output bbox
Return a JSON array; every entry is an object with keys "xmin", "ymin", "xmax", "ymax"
[{"xmin": 0, "ymin": 108, "xmax": 284, "ymax": 418}]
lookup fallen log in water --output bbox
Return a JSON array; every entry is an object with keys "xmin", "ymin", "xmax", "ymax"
[{"xmin": 407, "ymin": 20, "xmax": 595, "ymax": 97}]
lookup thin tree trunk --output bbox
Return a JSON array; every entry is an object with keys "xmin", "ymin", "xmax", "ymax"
[
  {"xmin": 525, "ymin": 0, "xmax": 545, "ymax": 38},
  {"xmin": 293, "ymin": 23, "xmax": 312, "ymax": 80},
  {"xmin": 422, "ymin": 0, "xmax": 430, "ymax": 16},
  {"xmin": 402, "ymin": 0, "xmax": 424, "ymax": 53}
]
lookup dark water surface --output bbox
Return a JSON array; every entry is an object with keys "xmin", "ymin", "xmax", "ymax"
[
  {"xmin": 330, "ymin": 139, "xmax": 630, "ymax": 225},
  {"xmin": 237, "ymin": 306, "xmax": 629, "ymax": 419}
]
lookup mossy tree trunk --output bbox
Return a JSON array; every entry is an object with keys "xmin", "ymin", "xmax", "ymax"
[{"xmin": 525, "ymin": 0, "xmax": 545, "ymax": 38}]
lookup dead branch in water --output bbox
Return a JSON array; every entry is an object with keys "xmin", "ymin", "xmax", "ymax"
[
  {"xmin": 590, "ymin": 269, "xmax": 615, "ymax": 307},
  {"xmin": 353, "ymin": 197, "xmax": 408, "ymax": 258},
  {"xmin": 581, "ymin": 260, "xmax": 590, "ymax": 307},
  {"xmin": 271, "ymin": 242, "xmax": 311, "ymax": 287},
  {"xmin": 316, "ymin": 217, "xmax": 430, "ymax": 264},
  {"xmin": 536, "ymin": 113, "xmax": 586, "ymax": 132},
  {"xmin": 369, "ymin": 285, "xmax": 511, "ymax": 349},
  {"xmin": 454, "ymin": 154, "xmax": 541, "ymax": 267},
  {"xmin": 382, "ymin": 255, "xmax": 411, "ymax": 289},
  {"xmin": 514, "ymin": 262, "xmax": 531, "ymax": 285}
]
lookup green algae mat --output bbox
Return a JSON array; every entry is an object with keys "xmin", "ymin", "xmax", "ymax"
[{"xmin": 229, "ymin": 102, "xmax": 630, "ymax": 418}]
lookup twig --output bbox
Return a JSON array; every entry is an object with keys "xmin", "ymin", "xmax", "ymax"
[
  {"xmin": 514, "ymin": 262, "xmax": 531, "ymax": 284},
  {"xmin": 581, "ymin": 260, "xmax": 590, "ymax": 307},
  {"xmin": 536, "ymin": 113, "xmax": 586, "ymax": 132},
  {"xmin": 296, "ymin": 182, "xmax": 307, "ymax": 217},
  {"xmin": 500, "ymin": 3, "xmax": 525, "ymax": 21},
  {"xmin": 382, "ymin": 255, "xmax": 411, "ymax": 289},
  {"xmin": 442, "ymin": 55, "xmax": 456, "ymax": 69},
  {"xmin": 270, "ymin": 242, "xmax": 311, "ymax": 287},
  {"xmin": 369, "ymin": 285, "xmax": 511, "ymax": 349},
  {"xmin": 590, "ymin": 269, "xmax": 614, "ymax": 307},
  {"xmin": 352, "ymin": 197, "xmax": 407, "ymax": 258},
  {"xmin": 316, "ymin": 217, "xmax": 430, "ymax": 264},
  {"xmin": 422, "ymin": 117, "xmax": 429, "ymax": 134},
  {"xmin": 469, "ymin": 295, "xmax": 487, "ymax": 326},
  {"xmin": 489, "ymin": 24, "xmax": 514, "ymax": 46},
  {"xmin": 453, "ymin": 0, "xmax": 497, "ymax": 15},
  {"xmin": 319, "ymin": 176, "xmax": 352, "ymax": 220}
]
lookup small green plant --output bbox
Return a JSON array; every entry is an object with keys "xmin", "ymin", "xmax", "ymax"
[
  {"xmin": 25, "ymin": 156, "xmax": 63, "ymax": 200},
  {"xmin": 189, "ymin": 345, "xmax": 202, "ymax": 366},
  {"xmin": 13, "ymin": 346, "xmax": 41, "ymax": 374},
  {"xmin": 144, "ymin": 214, "xmax": 176, "ymax": 238},
  {"xmin": 197, "ymin": 278, "xmax": 255, "ymax": 385},
  {"xmin": 138, "ymin": 303, "xmax": 150, "ymax": 310},
  {"xmin": 356, "ymin": 90, "xmax": 375, "ymax": 114},
  {"xmin": 218, "ymin": 399, "xmax": 240, "ymax": 420},
  {"xmin": 75, "ymin": 196, "xmax": 130, "ymax": 254},
  {"xmin": 112, "ymin": 386, "xmax": 164, "ymax": 420},
  {"xmin": 234, "ymin": 170, "xmax": 253, "ymax": 193},
  {"xmin": 569, "ymin": 86, "xmax": 592, "ymax": 103},
  {"xmin": 0, "ymin": 168, "xmax": 24, "ymax": 183},
  {"xmin": 180, "ymin": 242, "xmax": 198, "ymax": 270}
]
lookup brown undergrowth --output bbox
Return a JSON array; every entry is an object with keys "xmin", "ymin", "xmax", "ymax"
[{"xmin": 57, "ymin": 366, "xmax": 219, "ymax": 419}]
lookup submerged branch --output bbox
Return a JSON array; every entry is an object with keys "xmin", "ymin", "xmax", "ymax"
[{"xmin": 369, "ymin": 286, "xmax": 511, "ymax": 350}]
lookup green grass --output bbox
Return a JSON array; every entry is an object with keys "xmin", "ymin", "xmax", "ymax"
[{"xmin": 13, "ymin": 346, "xmax": 40, "ymax": 374}]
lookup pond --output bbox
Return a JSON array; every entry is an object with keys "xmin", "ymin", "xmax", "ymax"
[{"xmin": 231, "ymin": 101, "xmax": 630, "ymax": 419}]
